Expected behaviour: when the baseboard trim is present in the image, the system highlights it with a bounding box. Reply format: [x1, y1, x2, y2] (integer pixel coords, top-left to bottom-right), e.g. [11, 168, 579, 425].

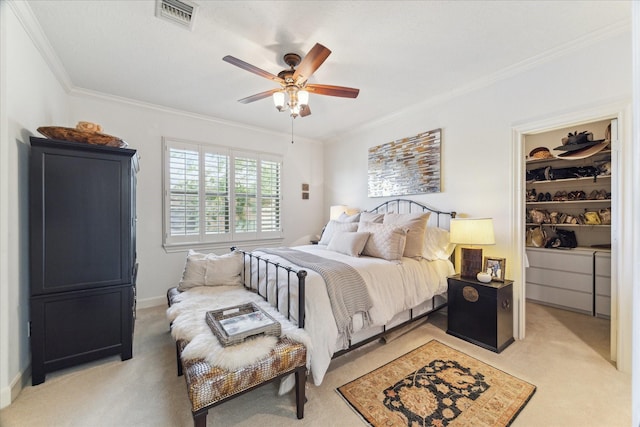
[0, 384, 10, 409]
[0, 364, 30, 409]
[137, 295, 167, 309]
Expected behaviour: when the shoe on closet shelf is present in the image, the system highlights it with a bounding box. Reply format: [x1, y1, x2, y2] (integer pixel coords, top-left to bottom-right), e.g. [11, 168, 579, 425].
[553, 191, 568, 201]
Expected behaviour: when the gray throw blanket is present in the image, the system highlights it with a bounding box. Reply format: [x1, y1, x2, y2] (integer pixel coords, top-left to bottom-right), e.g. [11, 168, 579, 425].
[257, 247, 372, 345]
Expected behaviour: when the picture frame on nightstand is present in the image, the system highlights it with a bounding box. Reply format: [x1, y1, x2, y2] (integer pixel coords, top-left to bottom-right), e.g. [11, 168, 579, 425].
[483, 257, 506, 282]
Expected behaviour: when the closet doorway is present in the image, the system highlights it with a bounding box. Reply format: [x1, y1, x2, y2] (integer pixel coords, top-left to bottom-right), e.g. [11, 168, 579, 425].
[513, 108, 624, 367]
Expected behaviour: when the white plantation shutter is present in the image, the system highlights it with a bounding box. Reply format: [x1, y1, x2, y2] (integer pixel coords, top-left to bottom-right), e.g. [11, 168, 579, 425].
[233, 155, 258, 235]
[204, 151, 229, 236]
[261, 157, 281, 234]
[163, 139, 282, 247]
[168, 146, 199, 238]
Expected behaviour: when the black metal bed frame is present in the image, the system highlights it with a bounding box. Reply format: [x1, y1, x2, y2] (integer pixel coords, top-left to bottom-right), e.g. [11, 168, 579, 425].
[233, 198, 457, 355]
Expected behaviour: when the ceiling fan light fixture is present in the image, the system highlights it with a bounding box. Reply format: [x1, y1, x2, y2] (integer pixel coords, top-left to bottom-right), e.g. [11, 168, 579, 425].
[291, 103, 301, 117]
[298, 90, 309, 107]
[273, 91, 285, 111]
[224, 43, 359, 119]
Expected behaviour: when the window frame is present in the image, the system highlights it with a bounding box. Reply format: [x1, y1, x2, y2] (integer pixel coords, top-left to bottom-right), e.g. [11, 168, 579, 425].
[162, 138, 284, 251]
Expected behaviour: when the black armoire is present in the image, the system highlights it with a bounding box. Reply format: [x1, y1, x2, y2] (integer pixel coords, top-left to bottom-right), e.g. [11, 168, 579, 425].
[29, 137, 138, 385]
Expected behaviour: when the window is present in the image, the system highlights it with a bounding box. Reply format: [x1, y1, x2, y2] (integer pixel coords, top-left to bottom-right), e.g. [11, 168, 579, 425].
[163, 139, 283, 248]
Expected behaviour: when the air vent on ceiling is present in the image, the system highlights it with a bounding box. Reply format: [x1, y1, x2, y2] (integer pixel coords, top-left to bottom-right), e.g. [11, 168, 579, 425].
[156, 0, 197, 30]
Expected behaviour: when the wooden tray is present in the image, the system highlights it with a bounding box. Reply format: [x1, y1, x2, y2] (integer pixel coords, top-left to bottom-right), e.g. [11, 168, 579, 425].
[206, 302, 281, 346]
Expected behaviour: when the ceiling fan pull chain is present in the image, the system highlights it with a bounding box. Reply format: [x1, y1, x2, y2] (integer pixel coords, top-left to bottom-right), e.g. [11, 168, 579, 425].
[291, 118, 294, 144]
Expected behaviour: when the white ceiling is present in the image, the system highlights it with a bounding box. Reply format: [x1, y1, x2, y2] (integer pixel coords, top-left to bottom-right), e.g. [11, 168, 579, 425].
[26, 0, 631, 141]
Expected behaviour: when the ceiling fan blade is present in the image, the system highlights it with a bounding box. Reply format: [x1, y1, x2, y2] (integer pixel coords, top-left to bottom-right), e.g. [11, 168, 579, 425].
[300, 105, 311, 117]
[293, 43, 331, 85]
[238, 88, 280, 104]
[223, 55, 284, 84]
[306, 84, 360, 98]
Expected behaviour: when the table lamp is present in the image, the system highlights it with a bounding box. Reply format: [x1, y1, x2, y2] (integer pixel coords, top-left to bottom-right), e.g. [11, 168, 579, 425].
[450, 218, 495, 279]
[330, 205, 349, 220]
[329, 205, 359, 220]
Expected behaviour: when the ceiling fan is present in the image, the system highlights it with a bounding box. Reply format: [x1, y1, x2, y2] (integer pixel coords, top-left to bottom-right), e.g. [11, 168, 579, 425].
[223, 43, 360, 118]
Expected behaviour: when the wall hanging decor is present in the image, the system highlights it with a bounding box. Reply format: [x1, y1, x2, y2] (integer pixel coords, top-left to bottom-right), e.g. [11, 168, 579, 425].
[367, 128, 441, 197]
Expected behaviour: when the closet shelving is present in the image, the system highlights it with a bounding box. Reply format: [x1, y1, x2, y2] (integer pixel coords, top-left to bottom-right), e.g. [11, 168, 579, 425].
[525, 149, 612, 242]
[524, 119, 612, 318]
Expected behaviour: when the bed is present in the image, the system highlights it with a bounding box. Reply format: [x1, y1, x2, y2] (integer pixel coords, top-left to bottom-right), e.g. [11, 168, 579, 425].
[235, 199, 457, 386]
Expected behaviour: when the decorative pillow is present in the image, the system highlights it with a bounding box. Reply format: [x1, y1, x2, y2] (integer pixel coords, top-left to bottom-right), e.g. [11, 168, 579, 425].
[338, 212, 361, 223]
[383, 212, 431, 258]
[327, 231, 370, 257]
[422, 227, 456, 261]
[204, 251, 243, 286]
[178, 250, 208, 290]
[357, 222, 408, 261]
[177, 250, 243, 290]
[319, 220, 359, 245]
[359, 211, 384, 223]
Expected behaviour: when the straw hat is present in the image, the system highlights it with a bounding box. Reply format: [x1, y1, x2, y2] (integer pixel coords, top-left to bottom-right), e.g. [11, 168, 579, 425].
[528, 147, 554, 160]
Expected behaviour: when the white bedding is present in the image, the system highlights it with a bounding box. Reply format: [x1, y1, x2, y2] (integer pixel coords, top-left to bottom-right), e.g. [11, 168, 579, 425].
[247, 244, 454, 385]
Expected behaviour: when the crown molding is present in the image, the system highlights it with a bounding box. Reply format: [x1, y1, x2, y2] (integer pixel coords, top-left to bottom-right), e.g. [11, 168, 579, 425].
[10, 0, 321, 145]
[8, 0, 73, 92]
[12, 0, 631, 146]
[330, 19, 632, 144]
[68, 86, 321, 144]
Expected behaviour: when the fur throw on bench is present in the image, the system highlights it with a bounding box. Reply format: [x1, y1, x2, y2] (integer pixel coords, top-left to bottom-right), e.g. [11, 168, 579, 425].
[167, 286, 312, 373]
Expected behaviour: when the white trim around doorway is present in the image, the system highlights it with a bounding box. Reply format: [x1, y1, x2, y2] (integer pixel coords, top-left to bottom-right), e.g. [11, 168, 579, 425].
[511, 99, 631, 373]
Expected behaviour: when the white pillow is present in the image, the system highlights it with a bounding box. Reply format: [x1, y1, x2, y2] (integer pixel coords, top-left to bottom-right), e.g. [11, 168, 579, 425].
[359, 211, 384, 223]
[204, 251, 243, 286]
[327, 231, 370, 257]
[357, 222, 408, 261]
[383, 212, 431, 259]
[319, 220, 359, 245]
[337, 212, 361, 223]
[422, 227, 456, 261]
[177, 250, 208, 290]
[177, 250, 243, 290]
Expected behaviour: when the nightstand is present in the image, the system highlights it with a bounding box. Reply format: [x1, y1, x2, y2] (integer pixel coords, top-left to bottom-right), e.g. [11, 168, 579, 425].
[446, 275, 514, 353]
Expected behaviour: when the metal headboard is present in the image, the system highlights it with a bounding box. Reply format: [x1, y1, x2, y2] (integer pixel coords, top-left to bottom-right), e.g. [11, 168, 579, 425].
[367, 199, 457, 228]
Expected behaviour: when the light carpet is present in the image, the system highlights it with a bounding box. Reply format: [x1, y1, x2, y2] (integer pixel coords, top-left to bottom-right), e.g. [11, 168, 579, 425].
[337, 340, 536, 426]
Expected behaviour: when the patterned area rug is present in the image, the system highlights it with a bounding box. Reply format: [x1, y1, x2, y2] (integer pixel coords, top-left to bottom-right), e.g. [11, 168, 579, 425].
[337, 340, 535, 426]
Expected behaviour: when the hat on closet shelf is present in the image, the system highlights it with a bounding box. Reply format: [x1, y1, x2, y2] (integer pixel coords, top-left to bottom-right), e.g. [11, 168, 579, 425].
[528, 147, 554, 160]
[552, 130, 609, 160]
[553, 130, 605, 152]
[556, 140, 609, 159]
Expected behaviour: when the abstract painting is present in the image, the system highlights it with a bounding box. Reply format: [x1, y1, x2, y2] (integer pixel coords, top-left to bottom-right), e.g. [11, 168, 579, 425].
[368, 128, 441, 197]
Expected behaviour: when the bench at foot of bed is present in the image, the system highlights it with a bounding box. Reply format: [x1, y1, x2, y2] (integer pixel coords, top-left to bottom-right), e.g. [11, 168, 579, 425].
[180, 339, 307, 427]
[168, 288, 307, 426]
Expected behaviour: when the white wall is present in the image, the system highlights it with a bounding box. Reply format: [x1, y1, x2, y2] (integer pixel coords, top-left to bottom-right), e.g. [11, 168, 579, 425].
[0, 2, 70, 407]
[67, 94, 324, 307]
[631, 3, 639, 425]
[323, 28, 632, 363]
[325, 29, 631, 220]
